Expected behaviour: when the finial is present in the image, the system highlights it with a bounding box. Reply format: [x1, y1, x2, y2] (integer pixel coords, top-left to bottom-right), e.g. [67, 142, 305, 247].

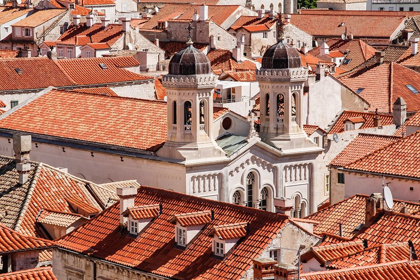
[185, 22, 194, 45]
[277, 12, 284, 41]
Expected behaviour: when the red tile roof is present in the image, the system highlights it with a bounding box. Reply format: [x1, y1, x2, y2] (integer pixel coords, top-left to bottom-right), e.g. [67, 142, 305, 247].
[338, 63, 420, 112]
[405, 111, 420, 127]
[172, 210, 212, 227]
[303, 124, 324, 136]
[57, 186, 289, 279]
[160, 41, 208, 58]
[57, 23, 123, 47]
[86, 42, 110, 49]
[12, 9, 65, 27]
[73, 87, 118, 96]
[328, 111, 394, 134]
[289, 14, 405, 39]
[301, 261, 420, 280]
[154, 77, 166, 100]
[219, 71, 256, 82]
[231, 15, 277, 31]
[37, 209, 87, 227]
[66, 195, 101, 215]
[330, 133, 400, 167]
[303, 240, 365, 265]
[81, 0, 115, 5]
[0, 267, 57, 280]
[0, 223, 55, 253]
[299, 52, 332, 71]
[71, 5, 93, 15]
[0, 100, 6, 107]
[344, 130, 420, 179]
[207, 49, 257, 73]
[0, 8, 30, 25]
[0, 50, 19, 59]
[123, 204, 160, 220]
[212, 222, 248, 240]
[54, 57, 150, 85]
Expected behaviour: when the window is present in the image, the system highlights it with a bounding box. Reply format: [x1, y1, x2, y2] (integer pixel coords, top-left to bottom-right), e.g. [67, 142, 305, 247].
[67, 49, 72, 58]
[406, 84, 419, 94]
[233, 190, 241, 205]
[379, 7, 384, 10]
[58, 49, 64, 57]
[173, 101, 177, 125]
[400, 7, 404, 11]
[342, 58, 352, 65]
[23, 28, 31, 37]
[270, 249, 278, 261]
[215, 241, 224, 256]
[260, 187, 269, 211]
[314, 137, 319, 145]
[99, 63, 107, 69]
[14, 68, 22, 74]
[263, 32, 267, 39]
[69, 3, 74, 9]
[41, 48, 47, 56]
[86, 50, 92, 58]
[410, 7, 414, 11]
[222, 117, 232, 130]
[325, 174, 330, 193]
[184, 101, 192, 127]
[10, 100, 18, 108]
[247, 173, 255, 207]
[177, 227, 186, 246]
[130, 220, 138, 234]
[338, 172, 345, 184]
[356, 87, 364, 94]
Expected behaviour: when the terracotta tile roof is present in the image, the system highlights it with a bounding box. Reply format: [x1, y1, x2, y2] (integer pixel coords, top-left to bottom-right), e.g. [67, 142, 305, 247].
[0, 8, 30, 25]
[73, 87, 118, 96]
[71, 5, 93, 15]
[141, 4, 239, 30]
[213, 107, 229, 119]
[289, 14, 405, 39]
[154, 77, 166, 100]
[57, 186, 289, 279]
[212, 222, 248, 240]
[171, 210, 212, 227]
[309, 39, 377, 72]
[130, 18, 148, 29]
[57, 23, 123, 47]
[207, 49, 257, 73]
[299, 52, 332, 71]
[301, 261, 420, 280]
[0, 267, 57, 280]
[306, 194, 420, 238]
[405, 111, 420, 127]
[242, 24, 270, 32]
[54, 57, 149, 85]
[12, 9, 65, 27]
[383, 45, 410, 62]
[318, 234, 353, 246]
[338, 63, 420, 112]
[346, 116, 365, 123]
[37, 209, 87, 227]
[219, 71, 256, 82]
[82, 0, 115, 5]
[304, 124, 325, 136]
[330, 133, 400, 167]
[328, 111, 394, 134]
[0, 223, 54, 254]
[65, 195, 101, 215]
[0, 57, 74, 91]
[0, 50, 19, 59]
[327, 243, 411, 269]
[86, 42, 110, 49]
[344, 130, 420, 179]
[123, 204, 160, 220]
[160, 41, 208, 58]
[398, 46, 420, 67]
[304, 240, 365, 264]
[0, 100, 6, 107]
[231, 15, 277, 31]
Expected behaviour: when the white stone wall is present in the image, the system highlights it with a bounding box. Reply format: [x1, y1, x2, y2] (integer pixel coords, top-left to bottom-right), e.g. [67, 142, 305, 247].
[284, 24, 313, 51]
[213, 112, 250, 137]
[367, 0, 420, 11]
[209, 22, 237, 50]
[110, 80, 155, 99]
[12, 251, 40, 272]
[317, 1, 366, 10]
[0, 91, 39, 111]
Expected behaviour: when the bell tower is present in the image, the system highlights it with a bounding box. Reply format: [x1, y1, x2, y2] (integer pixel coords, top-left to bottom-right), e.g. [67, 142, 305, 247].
[158, 30, 225, 161]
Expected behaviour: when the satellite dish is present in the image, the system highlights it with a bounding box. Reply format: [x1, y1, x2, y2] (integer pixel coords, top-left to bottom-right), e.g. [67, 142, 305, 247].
[333, 133, 339, 143]
[383, 186, 394, 209]
[341, 34, 346, 40]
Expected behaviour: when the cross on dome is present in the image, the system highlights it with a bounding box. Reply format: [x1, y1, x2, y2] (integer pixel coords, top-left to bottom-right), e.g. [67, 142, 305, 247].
[185, 22, 194, 45]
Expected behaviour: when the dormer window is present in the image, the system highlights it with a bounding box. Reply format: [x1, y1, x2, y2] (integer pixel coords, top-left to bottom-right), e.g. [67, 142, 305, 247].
[177, 226, 186, 246]
[130, 220, 138, 234]
[210, 222, 247, 257]
[171, 210, 213, 247]
[214, 240, 224, 256]
[122, 204, 161, 236]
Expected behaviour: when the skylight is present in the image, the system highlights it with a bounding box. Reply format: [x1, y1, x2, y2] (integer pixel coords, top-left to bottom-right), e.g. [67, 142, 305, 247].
[15, 68, 22, 74]
[342, 58, 352, 65]
[356, 87, 364, 94]
[99, 63, 108, 69]
[406, 84, 419, 94]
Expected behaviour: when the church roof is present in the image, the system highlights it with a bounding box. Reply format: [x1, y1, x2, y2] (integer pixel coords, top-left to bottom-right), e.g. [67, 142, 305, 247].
[168, 44, 211, 75]
[261, 39, 301, 69]
[216, 134, 248, 156]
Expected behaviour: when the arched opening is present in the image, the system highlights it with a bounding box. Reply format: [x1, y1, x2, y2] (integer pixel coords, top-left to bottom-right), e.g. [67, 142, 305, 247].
[265, 93, 270, 116]
[199, 100, 205, 125]
[233, 190, 242, 205]
[293, 195, 301, 218]
[173, 101, 177, 125]
[261, 4, 265, 9]
[277, 94, 284, 122]
[260, 187, 269, 211]
[269, 3, 273, 10]
[184, 101, 192, 129]
[291, 94, 297, 116]
[300, 201, 307, 218]
[278, 2, 282, 13]
[246, 172, 256, 207]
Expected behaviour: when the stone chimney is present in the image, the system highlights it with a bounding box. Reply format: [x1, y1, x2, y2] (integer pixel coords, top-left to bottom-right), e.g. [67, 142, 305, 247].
[301, 43, 308, 54]
[373, 109, 382, 128]
[253, 258, 277, 280]
[258, 10, 263, 19]
[375, 51, 384, 65]
[274, 264, 299, 280]
[101, 17, 110, 28]
[284, 14, 291, 23]
[365, 193, 383, 225]
[86, 14, 94, 28]
[120, 17, 130, 32]
[320, 42, 329, 56]
[393, 97, 407, 127]
[193, 10, 199, 22]
[316, 62, 325, 81]
[73, 15, 81, 26]
[154, 38, 159, 47]
[20, 48, 31, 58]
[411, 37, 419, 56]
[199, 4, 208, 21]
[117, 186, 137, 226]
[13, 134, 31, 185]
[232, 35, 244, 62]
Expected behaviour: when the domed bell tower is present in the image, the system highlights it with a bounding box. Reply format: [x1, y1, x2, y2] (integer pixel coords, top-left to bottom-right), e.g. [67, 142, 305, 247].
[159, 30, 225, 161]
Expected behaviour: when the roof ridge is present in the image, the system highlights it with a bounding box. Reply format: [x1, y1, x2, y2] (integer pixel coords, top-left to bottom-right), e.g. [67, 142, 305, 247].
[357, 133, 402, 139]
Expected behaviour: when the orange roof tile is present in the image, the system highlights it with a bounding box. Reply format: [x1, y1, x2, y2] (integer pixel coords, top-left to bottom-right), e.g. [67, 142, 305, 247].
[219, 71, 256, 82]
[37, 209, 87, 227]
[0, 8, 30, 25]
[12, 9, 65, 27]
[405, 111, 420, 127]
[172, 210, 212, 227]
[345, 116, 365, 123]
[303, 124, 324, 136]
[57, 186, 289, 279]
[0, 50, 18, 59]
[207, 49, 257, 72]
[231, 15, 277, 31]
[57, 23, 123, 46]
[66, 196, 100, 215]
[71, 5, 93, 15]
[328, 111, 394, 134]
[212, 222, 247, 240]
[299, 52, 332, 70]
[154, 77, 166, 100]
[85, 42, 110, 49]
[81, 0, 114, 5]
[303, 240, 365, 265]
[0, 267, 57, 280]
[123, 204, 160, 220]
[0, 100, 6, 107]
[331, 133, 400, 167]
[0, 223, 54, 253]
[161, 41, 208, 57]
[243, 24, 270, 32]
[73, 87, 118, 96]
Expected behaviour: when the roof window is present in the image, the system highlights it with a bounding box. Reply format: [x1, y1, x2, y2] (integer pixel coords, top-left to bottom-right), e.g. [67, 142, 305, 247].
[171, 210, 213, 247]
[406, 84, 419, 94]
[15, 68, 22, 74]
[99, 63, 108, 69]
[210, 222, 248, 257]
[356, 88, 364, 94]
[342, 58, 351, 65]
[122, 204, 161, 235]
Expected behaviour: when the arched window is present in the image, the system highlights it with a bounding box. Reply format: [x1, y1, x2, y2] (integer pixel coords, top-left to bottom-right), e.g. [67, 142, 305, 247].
[260, 188, 269, 211]
[246, 173, 255, 207]
[184, 101, 192, 126]
[293, 195, 301, 218]
[233, 191, 241, 205]
[291, 94, 297, 116]
[261, 4, 264, 9]
[300, 201, 307, 218]
[173, 101, 177, 124]
[277, 94, 284, 119]
[269, 3, 273, 10]
[199, 100, 205, 124]
[266, 93, 270, 115]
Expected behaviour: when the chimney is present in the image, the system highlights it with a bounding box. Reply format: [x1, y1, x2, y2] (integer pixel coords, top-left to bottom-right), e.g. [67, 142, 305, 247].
[301, 43, 308, 54]
[257, 10, 263, 19]
[411, 37, 419, 56]
[20, 48, 31, 58]
[193, 10, 199, 22]
[232, 35, 244, 62]
[274, 264, 299, 280]
[284, 14, 291, 23]
[117, 186, 137, 226]
[73, 15, 81, 26]
[316, 62, 325, 81]
[154, 38, 159, 47]
[365, 193, 383, 225]
[375, 51, 384, 64]
[120, 17, 130, 32]
[210, 35, 216, 49]
[253, 258, 277, 280]
[199, 4, 208, 21]
[101, 17, 110, 28]
[86, 14, 94, 28]
[13, 134, 31, 185]
[320, 42, 329, 56]
[347, 33, 354, 40]
[373, 109, 382, 128]
[393, 97, 407, 127]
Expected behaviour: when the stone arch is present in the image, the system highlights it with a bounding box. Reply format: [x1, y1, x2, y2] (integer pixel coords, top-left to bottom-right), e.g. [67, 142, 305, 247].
[260, 184, 275, 212]
[291, 192, 305, 218]
[261, 4, 265, 9]
[270, 3, 273, 10]
[184, 100, 192, 126]
[242, 168, 261, 208]
[277, 93, 285, 120]
[231, 186, 246, 205]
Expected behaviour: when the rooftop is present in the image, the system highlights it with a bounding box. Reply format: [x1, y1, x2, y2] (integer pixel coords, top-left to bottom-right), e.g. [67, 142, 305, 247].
[207, 49, 257, 74]
[328, 111, 394, 134]
[57, 23, 123, 46]
[230, 14, 277, 31]
[12, 9, 65, 28]
[0, 267, 57, 280]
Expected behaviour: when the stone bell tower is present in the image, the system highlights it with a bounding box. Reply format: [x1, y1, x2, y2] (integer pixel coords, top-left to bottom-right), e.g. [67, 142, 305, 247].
[158, 34, 225, 161]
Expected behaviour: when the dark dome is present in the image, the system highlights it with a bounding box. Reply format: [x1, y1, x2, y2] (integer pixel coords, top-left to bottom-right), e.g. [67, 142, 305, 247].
[261, 40, 301, 69]
[168, 44, 211, 75]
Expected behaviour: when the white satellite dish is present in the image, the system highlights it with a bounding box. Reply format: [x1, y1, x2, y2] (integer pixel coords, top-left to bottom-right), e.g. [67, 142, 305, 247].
[341, 34, 346, 40]
[383, 186, 394, 209]
[333, 133, 339, 143]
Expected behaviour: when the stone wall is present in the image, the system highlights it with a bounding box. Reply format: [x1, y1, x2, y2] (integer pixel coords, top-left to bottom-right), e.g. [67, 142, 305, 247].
[284, 24, 313, 51]
[110, 80, 156, 100]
